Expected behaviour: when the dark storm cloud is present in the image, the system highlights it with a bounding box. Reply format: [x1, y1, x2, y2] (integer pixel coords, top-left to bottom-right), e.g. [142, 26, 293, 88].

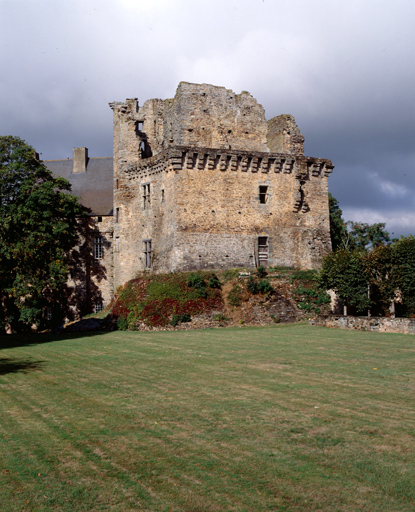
[1, 0, 414, 236]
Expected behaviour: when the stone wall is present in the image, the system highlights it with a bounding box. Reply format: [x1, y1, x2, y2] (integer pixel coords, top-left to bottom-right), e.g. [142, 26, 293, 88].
[311, 315, 415, 335]
[267, 115, 305, 156]
[109, 82, 334, 290]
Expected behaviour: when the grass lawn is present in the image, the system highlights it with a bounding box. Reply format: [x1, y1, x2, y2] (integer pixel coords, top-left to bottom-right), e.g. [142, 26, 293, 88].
[0, 324, 414, 511]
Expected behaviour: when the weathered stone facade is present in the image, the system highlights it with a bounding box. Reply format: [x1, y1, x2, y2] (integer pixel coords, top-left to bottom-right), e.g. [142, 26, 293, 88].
[46, 82, 334, 314]
[109, 82, 334, 290]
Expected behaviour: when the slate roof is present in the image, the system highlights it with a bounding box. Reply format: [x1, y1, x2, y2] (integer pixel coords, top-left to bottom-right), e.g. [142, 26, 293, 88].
[44, 157, 114, 216]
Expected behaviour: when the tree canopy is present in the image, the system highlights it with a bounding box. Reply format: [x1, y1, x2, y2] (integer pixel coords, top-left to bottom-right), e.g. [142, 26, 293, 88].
[323, 194, 415, 316]
[328, 193, 390, 252]
[0, 136, 85, 332]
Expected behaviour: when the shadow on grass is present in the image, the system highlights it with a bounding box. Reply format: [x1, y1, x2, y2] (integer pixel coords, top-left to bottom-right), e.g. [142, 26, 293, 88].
[0, 330, 108, 350]
[0, 357, 46, 375]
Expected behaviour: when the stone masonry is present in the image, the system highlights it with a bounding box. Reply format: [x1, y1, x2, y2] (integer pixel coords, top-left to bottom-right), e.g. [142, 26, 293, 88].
[46, 82, 334, 316]
[109, 82, 334, 290]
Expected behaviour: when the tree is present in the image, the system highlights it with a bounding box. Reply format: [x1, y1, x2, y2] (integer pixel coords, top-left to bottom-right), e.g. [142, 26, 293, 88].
[0, 136, 85, 332]
[344, 221, 390, 251]
[328, 193, 347, 251]
[328, 194, 390, 251]
[319, 249, 370, 314]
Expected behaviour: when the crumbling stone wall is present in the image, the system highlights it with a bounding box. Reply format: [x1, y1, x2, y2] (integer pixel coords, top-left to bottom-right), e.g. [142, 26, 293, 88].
[109, 82, 334, 290]
[267, 115, 305, 156]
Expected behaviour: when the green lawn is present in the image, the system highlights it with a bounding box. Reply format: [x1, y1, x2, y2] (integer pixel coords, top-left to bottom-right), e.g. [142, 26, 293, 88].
[1, 325, 414, 511]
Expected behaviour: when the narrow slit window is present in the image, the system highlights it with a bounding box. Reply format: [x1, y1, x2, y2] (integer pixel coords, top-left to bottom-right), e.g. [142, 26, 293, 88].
[115, 207, 120, 223]
[94, 236, 103, 260]
[142, 183, 151, 209]
[259, 185, 268, 204]
[143, 239, 152, 268]
[161, 189, 165, 203]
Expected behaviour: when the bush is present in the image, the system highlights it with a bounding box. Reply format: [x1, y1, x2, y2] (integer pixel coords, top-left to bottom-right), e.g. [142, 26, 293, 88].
[293, 284, 330, 314]
[208, 276, 221, 289]
[256, 265, 267, 278]
[246, 276, 259, 294]
[290, 269, 319, 282]
[170, 313, 191, 327]
[228, 284, 243, 306]
[258, 280, 274, 294]
[187, 273, 205, 289]
[213, 313, 230, 322]
[117, 315, 129, 330]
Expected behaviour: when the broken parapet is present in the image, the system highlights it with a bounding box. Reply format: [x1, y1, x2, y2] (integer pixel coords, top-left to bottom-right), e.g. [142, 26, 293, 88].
[267, 114, 305, 156]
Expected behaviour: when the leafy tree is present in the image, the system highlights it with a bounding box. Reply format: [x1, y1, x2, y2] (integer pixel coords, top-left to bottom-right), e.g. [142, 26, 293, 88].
[319, 249, 370, 314]
[328, 193, 346, 251]
[344, 221, 390, 251]
[0, 136, 85, 332]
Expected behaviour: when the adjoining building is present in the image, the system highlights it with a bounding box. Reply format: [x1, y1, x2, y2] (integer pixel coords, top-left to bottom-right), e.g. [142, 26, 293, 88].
[45, 82, 334, 315]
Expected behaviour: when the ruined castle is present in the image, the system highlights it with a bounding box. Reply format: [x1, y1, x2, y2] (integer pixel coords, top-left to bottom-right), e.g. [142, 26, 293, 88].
[45, 82, 334, 314]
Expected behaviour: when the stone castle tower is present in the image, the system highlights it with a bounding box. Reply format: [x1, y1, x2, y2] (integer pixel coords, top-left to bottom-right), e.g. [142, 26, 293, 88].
[109, 82, 333, 291]
[46, 82, 334, 315]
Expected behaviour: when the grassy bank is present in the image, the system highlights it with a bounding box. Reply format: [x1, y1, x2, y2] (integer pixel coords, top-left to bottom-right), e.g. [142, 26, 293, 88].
[1, 325, 414, 511]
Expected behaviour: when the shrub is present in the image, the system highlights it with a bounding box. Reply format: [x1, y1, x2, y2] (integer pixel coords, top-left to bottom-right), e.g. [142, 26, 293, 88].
[256, 265, 267, 278]
[170, 313, 191, 327]
[117, 315, 129, 331]
[213, 313, 230, 322]
[187, 273, 206, 289]
[293, 284, 330, 314]
[291, 269, 319, 282]
[258, 280, 274, 294]
[208, 276, 221, 289]
[246, 276, 259, 294]
[228, 284, 243, 306]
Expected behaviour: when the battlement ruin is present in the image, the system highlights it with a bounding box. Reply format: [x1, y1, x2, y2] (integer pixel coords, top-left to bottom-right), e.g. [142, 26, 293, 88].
[109, 82, 334, 291]
[46, 82, 334, 314]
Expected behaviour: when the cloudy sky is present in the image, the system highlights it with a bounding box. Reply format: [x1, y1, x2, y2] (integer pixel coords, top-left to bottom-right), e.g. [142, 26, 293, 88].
[1, 0, 414, 236]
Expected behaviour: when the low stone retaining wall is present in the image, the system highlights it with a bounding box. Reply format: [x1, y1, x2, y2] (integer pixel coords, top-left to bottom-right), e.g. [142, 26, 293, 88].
[311, 315, 415, 335]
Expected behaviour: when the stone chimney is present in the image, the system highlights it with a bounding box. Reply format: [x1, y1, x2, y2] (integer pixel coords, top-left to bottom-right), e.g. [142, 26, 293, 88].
[73, 147, 88, 173]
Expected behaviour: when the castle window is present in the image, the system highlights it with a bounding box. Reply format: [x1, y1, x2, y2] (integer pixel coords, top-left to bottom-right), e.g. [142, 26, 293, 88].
[259, 185, 268, 204]
[143, 239, 152, 268]
[258, 236, 269, 267]
[94, 300, 104, 313]
[97, 216, 102, 223]
[115, 207, 120, 223]
[143, 183, 151, 209]
[94, 236, 103, 260]
[161, 189, 165, 203]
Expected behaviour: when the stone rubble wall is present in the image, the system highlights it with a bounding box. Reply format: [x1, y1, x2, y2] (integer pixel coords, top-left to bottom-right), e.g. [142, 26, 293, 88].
[311, 315, 415, 335]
